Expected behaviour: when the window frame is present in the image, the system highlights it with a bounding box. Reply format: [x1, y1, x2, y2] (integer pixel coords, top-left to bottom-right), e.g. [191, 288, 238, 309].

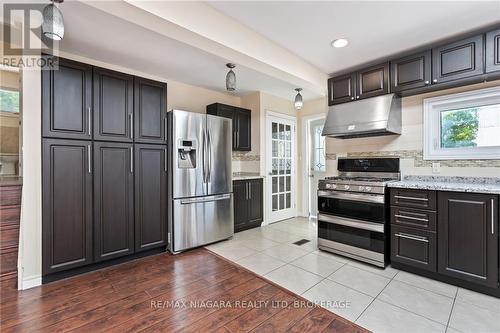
[423, 86, 500, 160]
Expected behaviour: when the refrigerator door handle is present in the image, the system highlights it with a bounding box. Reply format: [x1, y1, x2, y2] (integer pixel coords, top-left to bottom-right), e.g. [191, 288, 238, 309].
[202, 128, 207, 183]
[208, 129, 212, 182]
[180, 194, 231, 205]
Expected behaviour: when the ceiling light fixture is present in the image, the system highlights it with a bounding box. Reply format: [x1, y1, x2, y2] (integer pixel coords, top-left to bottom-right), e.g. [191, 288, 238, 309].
[294, 88, 303, 110]
[225, 63, 236, 91]
[331, 38, 349, 48]
[42, 0, 65, 41]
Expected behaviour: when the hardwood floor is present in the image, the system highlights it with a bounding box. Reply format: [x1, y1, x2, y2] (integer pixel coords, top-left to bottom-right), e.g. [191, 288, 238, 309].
[0, 249, 369, 332]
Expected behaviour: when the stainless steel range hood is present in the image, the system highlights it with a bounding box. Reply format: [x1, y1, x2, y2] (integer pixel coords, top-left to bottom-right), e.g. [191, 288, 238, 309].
[322, 94, 402, 139]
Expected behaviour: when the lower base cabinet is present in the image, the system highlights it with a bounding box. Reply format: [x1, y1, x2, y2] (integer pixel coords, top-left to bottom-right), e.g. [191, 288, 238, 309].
[42, 139, 168, 277]
[438, 192, 498, 288]
[390, 188, 499, 295]
[233, 179, 263, 232]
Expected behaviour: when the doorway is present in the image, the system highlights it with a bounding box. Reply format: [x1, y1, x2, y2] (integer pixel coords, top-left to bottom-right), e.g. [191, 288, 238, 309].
[303, 116, 326, 218]
[265, 112, 296, 223]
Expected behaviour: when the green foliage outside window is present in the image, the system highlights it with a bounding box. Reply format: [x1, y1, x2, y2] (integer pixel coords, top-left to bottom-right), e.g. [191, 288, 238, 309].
[0, 89, 19, 113]
[440, 108, 479, 148]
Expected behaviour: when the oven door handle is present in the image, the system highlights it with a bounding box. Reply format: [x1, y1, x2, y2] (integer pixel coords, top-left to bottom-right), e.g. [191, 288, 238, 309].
[318, 213, 384, 233]
[317, 190, 384, 204]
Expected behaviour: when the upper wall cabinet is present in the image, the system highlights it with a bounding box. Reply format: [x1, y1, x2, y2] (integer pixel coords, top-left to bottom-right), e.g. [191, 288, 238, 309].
[328, 73, 356, 105]
[356, 62, 390, 100]
[42, 57, 93, 140]
[486, 28, 500, 73]
[391, 50, 432, 92]
[134, 78, 168, 144]
[432, 35, 484, 84]
[206, 103, 251, 151]
[93, 67, 134, 142]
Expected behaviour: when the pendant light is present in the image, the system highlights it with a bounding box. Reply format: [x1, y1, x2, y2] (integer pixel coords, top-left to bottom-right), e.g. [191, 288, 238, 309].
[294, 88, 303, 110]
[225, 63, 236, 91]
[42, 0, 65, 41]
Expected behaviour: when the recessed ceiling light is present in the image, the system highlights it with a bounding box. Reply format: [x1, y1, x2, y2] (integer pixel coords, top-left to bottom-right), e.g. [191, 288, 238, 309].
[331, 38, 349, 48]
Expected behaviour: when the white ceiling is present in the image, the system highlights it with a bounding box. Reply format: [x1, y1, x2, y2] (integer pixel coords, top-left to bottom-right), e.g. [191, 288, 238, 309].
[57, 1, 319, 101]
[208, 1, 500, 75]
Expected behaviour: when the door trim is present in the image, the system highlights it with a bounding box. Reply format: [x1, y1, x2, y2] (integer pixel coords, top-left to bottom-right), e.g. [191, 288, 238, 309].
[301, 114, 326, 218]
[265, 111, 297, 224]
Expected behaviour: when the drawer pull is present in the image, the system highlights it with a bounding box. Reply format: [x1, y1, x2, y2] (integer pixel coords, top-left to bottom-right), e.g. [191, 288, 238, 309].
[492, 199, 495, 235]
[394, 195, 428, 201]
[394, 233, 429, 243]
[394, 214, 429, 223]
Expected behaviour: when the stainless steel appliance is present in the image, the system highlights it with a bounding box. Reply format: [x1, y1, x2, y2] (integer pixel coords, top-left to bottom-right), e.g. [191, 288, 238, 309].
[317, 157, 400, 267]
[167, 110, 233, 253]
[322, 94, 402, 138]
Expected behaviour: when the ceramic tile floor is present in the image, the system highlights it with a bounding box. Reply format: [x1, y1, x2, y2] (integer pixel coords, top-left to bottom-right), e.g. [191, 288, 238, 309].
[206, 217, 500, 333]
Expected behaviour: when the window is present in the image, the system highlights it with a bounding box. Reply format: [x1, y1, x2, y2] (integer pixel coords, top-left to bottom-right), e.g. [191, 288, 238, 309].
[423, 87, 500, 160]
[0, 89, 19, 113]
[313, 124, 326, 171]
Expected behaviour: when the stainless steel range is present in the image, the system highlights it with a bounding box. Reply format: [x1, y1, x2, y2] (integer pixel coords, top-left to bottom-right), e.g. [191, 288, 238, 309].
[317, 157, 400, 267]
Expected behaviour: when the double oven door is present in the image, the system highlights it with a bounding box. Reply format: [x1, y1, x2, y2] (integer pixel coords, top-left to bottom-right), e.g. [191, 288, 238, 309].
[317, 190, 387, 266]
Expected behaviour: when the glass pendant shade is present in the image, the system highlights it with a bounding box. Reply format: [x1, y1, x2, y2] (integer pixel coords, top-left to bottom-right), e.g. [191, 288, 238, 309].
[42, 3, 64, 41]
[294, 88, 303, 110]
[225, 63, 236, 91]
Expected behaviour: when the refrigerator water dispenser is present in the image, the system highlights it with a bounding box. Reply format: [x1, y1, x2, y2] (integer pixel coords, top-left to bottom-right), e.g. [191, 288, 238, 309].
[177, 140, 197, 168]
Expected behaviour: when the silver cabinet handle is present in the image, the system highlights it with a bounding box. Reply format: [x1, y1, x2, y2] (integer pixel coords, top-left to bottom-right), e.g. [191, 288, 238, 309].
[164, 148, 167, 172]
[87, 144, 92, 173]
[164, 117, 167, 142]
[394, 195, 428, 201]
[394, 214, 429, 222]
[249, 182, 252, 200]
[424, 80, 429, 85]
[245, 182, 249, 200]
[350, 97, 354, 100]
[87, 107, 91, 136]
[432, 79, 438, 83]
[129, 114, 133, 139]
[394, 233, 429, 243]
[130, 146, 134, 173]
[492, 198, 495, 235]
[356, 95, 360, 99]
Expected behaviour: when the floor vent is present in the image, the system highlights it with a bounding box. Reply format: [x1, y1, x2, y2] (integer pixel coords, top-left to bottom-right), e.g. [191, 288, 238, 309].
[292, 239, 310, 246]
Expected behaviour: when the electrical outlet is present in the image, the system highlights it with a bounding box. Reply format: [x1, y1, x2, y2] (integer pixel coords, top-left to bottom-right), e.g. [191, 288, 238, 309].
[432, 162, 441, 174]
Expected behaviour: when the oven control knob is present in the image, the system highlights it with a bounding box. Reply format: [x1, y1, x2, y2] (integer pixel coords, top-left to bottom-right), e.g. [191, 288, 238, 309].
[359, 186, 365, 191]
[365, 186, 372, 192]
[331, 184, 337, 189]
[325, 184, 332, 189]
[344, 185, 350, 190]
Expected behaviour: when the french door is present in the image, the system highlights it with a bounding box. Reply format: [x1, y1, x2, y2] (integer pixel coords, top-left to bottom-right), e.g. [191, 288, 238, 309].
[266, 113, 296, 223]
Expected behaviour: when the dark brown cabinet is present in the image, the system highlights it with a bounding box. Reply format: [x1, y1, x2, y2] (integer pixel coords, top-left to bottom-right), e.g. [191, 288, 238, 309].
[327, 73, 356, 105]
[486, 28, 500, 73]
[432, 35, 484, 84]
[93, 67, 134, 142]
[93, 142, 135, 262]
[438, 192, 498, 288]
[134, 144, 168, 252]
[356, 62, 390, 100]
[42, 139, 93, 274]
[42, 57, 92, 140]
[233, 178, 263, 232]
[391, 50, 432, 92]
[134, 78, 168, 144]
[391, 225, 437, 272]
[207, 103, 252, 151]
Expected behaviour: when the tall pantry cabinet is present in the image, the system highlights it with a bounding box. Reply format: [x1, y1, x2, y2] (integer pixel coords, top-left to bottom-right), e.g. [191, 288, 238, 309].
[42, 56, 168, 277]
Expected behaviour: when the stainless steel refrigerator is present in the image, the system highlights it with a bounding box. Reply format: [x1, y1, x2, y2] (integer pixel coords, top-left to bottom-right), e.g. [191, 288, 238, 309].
[167, 110, 233, 253]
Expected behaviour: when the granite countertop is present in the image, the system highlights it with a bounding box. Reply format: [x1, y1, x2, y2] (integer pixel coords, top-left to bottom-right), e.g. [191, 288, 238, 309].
[232, 172, 264, 181]
[388, 175, 500, 195]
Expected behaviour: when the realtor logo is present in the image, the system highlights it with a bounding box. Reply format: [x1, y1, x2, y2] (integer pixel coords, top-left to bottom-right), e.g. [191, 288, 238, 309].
[2, 3, 58, 69]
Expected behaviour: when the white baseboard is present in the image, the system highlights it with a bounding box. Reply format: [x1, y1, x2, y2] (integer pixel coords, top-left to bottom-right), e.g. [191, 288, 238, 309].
[20, 275, 42, 290]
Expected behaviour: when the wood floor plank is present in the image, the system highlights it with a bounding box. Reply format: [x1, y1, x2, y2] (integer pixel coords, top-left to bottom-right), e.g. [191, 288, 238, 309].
[0, 249, 368, 333]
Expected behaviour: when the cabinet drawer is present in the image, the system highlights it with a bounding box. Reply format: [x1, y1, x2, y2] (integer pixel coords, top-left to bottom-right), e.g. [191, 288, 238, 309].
[390, 188, 436, 210]
[391, 225, 436, 272]
[391, 206, 436, 231]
